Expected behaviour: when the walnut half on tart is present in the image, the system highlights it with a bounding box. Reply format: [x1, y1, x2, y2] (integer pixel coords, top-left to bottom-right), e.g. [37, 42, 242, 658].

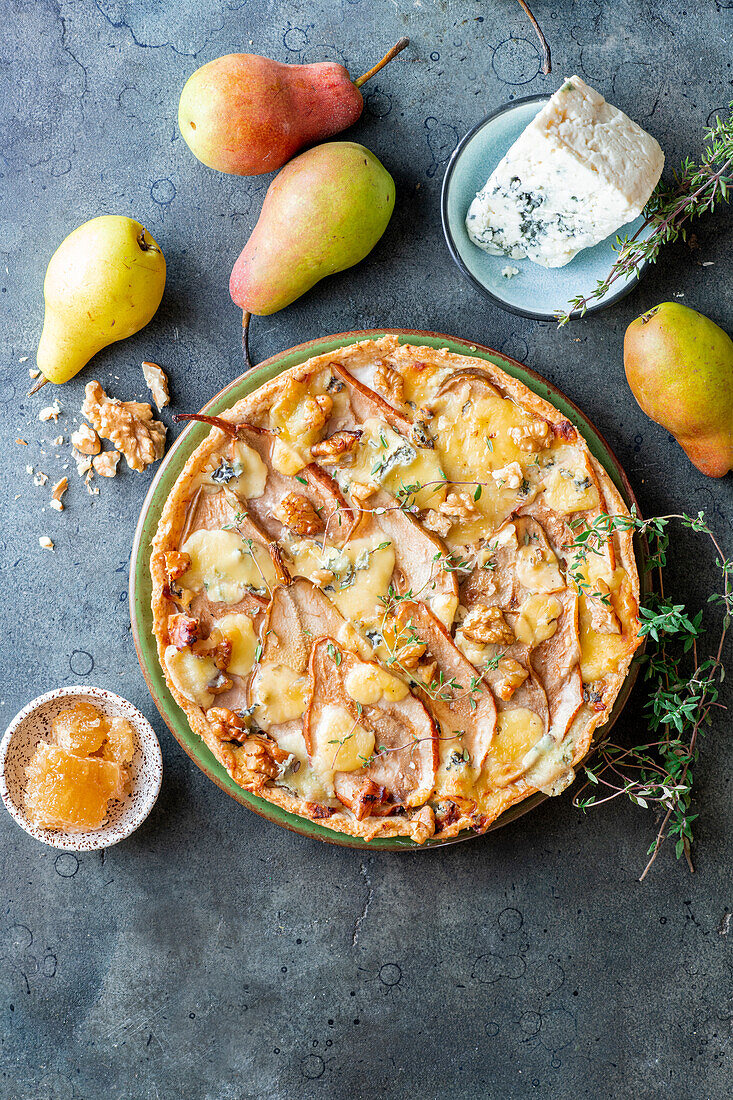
[150, 336, 641, 844]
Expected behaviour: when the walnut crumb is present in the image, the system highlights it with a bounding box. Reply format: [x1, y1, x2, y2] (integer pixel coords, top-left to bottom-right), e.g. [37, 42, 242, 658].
[39, 536, 54, 551]
[52, 435, 64, 447]
[491, 462, 523, 490]
[33, 470, 49, 487]
[73, 449, 93, 477]
[82, 381, 166, 472]
[51, 477, 68, 511]
[93, 450, 121, 478]
[71, 423, 100, 455]
[38, 401, 61, 422]
[16, 438, 27, 446]
[142, 361, 170, 410]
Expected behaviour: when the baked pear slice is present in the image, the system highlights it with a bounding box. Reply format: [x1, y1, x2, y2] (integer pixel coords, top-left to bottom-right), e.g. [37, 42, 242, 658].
[303, 638, 438, 818]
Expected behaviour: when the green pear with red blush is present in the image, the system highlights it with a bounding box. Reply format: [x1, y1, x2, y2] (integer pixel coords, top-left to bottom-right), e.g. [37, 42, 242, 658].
[624, 302, 733, 477]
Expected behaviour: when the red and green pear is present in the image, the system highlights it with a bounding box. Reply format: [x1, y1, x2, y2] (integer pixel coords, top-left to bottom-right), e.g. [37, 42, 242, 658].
[624, 302, 733, 477]
[229, 141, 395, 316]
[178, 39, 408, 176]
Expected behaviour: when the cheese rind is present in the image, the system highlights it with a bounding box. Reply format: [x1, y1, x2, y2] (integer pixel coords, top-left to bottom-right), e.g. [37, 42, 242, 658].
[466, 75, 664, 268]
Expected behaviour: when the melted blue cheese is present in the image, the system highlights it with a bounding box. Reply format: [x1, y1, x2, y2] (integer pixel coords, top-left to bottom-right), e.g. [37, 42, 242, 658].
[180, 529, 277, 604]
[340, 418, 447, 509]
[466, 75, 664, 268]
[283, 532, 396, 626]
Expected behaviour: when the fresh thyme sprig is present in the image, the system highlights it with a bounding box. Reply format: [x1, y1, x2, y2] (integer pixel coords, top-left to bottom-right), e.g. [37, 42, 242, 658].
[557, 104, 733, 325]
[570, 508, 730, 880]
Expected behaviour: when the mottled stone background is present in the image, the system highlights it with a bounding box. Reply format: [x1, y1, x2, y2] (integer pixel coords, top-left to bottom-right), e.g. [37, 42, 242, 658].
[1, 2, 731, 1098]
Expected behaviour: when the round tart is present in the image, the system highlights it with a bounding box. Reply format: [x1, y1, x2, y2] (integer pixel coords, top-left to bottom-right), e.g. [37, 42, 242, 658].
[150, 336, 641, 843]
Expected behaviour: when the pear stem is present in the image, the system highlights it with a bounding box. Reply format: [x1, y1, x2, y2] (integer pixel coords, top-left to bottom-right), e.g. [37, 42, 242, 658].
[515, 1, 551, 74]
[242, 310, 254, 372]
[28, 375, 48, 395]
[174, 412, 241, 439]
[354, 36, 410, 88]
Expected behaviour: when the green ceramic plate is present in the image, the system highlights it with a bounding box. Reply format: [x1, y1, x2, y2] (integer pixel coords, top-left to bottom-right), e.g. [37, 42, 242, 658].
[130, 329, 645, 850]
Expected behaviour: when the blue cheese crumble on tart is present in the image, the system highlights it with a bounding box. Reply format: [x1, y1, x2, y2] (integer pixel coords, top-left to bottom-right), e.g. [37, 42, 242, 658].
[466, 76, 664, 268]
[150, 337, 642, 843]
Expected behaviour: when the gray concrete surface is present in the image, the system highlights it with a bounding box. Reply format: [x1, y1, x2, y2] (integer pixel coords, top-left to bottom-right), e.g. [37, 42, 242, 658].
[1, 2, 731, 1097]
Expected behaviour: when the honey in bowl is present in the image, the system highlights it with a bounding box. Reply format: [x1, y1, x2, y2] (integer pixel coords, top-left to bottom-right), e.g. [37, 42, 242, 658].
[23, 701, 135, 832]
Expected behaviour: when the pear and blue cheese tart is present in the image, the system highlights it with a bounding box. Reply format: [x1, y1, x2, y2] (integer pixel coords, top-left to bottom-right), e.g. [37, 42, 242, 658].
[150, 336, 641, 842]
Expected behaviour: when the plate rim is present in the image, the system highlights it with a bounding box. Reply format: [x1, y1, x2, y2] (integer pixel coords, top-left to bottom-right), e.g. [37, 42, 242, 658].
[440, 94, 648, 322]
[129, 327, 646, 850]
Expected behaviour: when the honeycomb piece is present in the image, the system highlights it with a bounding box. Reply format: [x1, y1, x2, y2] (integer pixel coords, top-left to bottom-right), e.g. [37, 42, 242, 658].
[52, 700, 109, 755]
[98, 717, 136, 765]
[24, 743, 125, 831]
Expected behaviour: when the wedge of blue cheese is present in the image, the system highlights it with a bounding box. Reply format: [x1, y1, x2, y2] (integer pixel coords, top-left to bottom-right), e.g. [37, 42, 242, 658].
[466, 75, 664, 268]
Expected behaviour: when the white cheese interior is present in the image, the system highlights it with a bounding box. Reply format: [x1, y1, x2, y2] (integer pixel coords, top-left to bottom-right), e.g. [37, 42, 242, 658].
[466, 75, 664, 268]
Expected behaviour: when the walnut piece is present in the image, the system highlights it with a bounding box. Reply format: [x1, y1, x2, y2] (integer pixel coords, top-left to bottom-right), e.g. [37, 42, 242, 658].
[239, 734, 290, 783]
[93, 450, 121, 478]
[374, 360, 404, 404]
[273, 492, 323, 536]
[168, 613, 200, 649]
[383, 610, 427, 668]
[491, 462, 523, 490]
[39, 536, 54, 551]
[439, 490, 477, 522]
[494, 657, 529, 701]
[311, 568, 335, 588]
[509, 420, 552, 452]
[587, 581, 622, 634]
[421, 509, 454, 538]
[462, 604, 514, 646]
[82, 381, 166, 472]
[208, 672, 234, 695]
[71, 424, 101, 455]
[164, 550, 190, 581]
[192, 636, 232, 674]
[142, 361, 170, 410]
[310, 429, 362, 463]
[207, 706, 246, 740]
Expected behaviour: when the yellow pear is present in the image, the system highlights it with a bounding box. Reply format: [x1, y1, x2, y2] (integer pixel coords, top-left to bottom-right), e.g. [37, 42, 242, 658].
[36, 215, 166, 385]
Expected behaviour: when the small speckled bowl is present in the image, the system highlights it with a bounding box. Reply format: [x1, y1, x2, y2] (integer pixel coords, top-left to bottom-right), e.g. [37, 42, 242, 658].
[441, 95, 653, 321]
[0, 685, 162, 851]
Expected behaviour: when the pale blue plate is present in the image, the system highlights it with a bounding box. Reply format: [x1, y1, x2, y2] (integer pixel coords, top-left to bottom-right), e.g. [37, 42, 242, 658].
[441, 95, 652, 321]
